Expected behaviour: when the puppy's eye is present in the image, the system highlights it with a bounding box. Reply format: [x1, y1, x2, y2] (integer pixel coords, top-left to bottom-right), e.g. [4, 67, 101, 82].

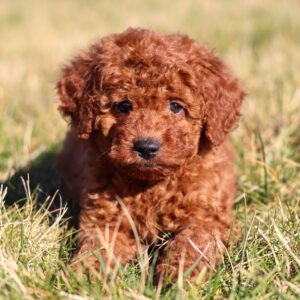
[116, 100, 133, 114]
[169, 102, 184, 114]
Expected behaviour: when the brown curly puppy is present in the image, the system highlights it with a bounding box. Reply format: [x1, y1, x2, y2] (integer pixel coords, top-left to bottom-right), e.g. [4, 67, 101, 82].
[57, 28, 245, 282]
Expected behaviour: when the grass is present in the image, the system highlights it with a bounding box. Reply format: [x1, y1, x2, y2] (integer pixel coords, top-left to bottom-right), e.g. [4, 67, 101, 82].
[0, 0, 299, 298]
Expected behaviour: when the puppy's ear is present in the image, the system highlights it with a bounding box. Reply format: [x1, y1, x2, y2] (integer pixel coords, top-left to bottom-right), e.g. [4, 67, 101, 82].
[57, 53, 101, 139]
[196, 49, 245, 146]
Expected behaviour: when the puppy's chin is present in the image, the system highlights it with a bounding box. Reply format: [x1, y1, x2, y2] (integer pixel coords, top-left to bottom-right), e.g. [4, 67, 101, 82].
[113, 160, 178, 182]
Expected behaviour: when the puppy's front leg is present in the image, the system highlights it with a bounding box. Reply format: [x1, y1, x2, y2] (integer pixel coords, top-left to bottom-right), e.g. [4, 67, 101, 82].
[155, 218, 231, 283]
[71, 198, 141, 272]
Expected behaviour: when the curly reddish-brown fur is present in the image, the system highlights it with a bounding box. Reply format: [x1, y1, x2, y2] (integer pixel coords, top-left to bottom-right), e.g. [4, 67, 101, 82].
[57, 28, 245, 282]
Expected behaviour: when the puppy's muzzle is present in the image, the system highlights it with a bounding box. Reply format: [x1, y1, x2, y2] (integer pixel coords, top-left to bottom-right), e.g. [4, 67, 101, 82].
[133, 138, 160, 160]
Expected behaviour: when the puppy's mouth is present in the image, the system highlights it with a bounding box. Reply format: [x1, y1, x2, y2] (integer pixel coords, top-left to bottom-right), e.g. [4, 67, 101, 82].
[137, 161, 158, 169]
[125, 160, 162, 172]
[108, 143, 182, 180]
[119, 159, 179, 180]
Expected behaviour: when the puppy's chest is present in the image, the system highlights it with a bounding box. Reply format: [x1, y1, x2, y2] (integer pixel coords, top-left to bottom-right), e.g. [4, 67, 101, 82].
[124, 186, 192, 242]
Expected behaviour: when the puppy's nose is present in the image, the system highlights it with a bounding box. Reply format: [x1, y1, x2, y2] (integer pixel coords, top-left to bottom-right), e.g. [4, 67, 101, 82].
[133, 138, 160, 160]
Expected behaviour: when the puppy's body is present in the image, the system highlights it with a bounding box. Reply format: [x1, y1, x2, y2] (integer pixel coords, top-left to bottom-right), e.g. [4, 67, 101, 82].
[59, 130, 236, 278]
[57, 28, 244, 281]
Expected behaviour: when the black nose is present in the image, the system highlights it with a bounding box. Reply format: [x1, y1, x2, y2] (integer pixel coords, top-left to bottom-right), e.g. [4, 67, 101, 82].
[133, 138, 160, 160]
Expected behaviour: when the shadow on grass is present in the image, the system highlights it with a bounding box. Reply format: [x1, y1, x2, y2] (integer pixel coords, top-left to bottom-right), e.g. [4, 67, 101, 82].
[1, 145, 77, 224]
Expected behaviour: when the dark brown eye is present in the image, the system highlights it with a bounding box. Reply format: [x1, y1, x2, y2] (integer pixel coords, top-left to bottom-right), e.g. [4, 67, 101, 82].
[116, 100, 133, 114]
[169, 102, 184, 114]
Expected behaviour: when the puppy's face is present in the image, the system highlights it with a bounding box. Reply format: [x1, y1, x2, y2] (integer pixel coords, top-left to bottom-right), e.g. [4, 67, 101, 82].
[57, 28, 244, 181]
[96, 72, 203, 180]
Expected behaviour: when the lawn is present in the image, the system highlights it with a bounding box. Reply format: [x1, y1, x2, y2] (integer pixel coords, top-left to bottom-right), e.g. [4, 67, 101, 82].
[0, 0, 299, 299]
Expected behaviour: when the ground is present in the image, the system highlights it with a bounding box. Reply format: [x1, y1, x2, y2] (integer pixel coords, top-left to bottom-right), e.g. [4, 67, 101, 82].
[0, 0, 299, 299]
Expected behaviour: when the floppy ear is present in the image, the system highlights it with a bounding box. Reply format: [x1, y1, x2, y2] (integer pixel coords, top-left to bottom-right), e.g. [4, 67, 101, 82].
[197, 50, 245, 146]
[56, 53, 102, 139]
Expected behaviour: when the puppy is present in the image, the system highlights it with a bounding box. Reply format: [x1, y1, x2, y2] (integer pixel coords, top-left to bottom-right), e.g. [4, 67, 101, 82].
[57, 28, 245, 282]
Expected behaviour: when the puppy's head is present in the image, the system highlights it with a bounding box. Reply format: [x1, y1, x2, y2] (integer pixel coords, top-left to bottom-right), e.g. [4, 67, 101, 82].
[57, 28, 245, 180]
